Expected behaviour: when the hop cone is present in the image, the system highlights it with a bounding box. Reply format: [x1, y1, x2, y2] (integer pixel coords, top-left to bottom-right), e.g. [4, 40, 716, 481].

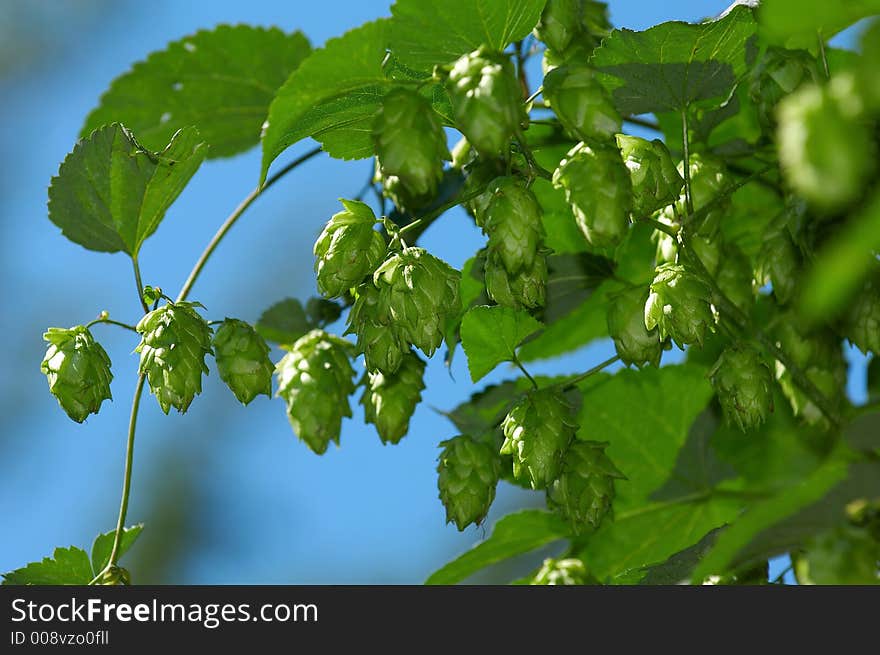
[675, 155, 730, 235]
[212, 318, 273, 405]
[749, 46, 819, 130]
[530, 558, 595, 585]
[346, 282, 410, 375]
[135, 302, 212, 414]
[275, 329, 355, 454]
[447, 47, 526, 157]
[533, 0, 583, 53]
[710, 343, 774, 432]
[360, 350, 426, 444]
[500, 388, 577, 489]
[755, 228, 800, 305]
[537, 0, 611, 66]
[546, 440, 625, 532]
[645, 263, 715, 348]
[553, 141, 632, 249]
[484, 251, 547, 310]
[437, 434, 501, 530]
[615, 134, 683, 217]
[716, 246, 755, 313]
[543, 65, 621, 142]
[314, 199, 386, 298]
[373, 88, 450, 210]
[842, 284, 880, 355]
[482, 177, 545, 274]
[41, 325, 113, 423]
[606, 286, 662, 368]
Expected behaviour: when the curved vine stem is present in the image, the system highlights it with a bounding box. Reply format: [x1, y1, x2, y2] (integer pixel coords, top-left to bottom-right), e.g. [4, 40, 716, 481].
[512, 354, 538, 390]
[132, 257, 149, 313]
[86, 316, 138, 333]
[557, 355, 621, 391]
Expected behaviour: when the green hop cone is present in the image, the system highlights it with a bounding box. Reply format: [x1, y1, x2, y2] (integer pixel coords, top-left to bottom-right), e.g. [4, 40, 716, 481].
[482, 177, 545, 274]
[447, 47, 526, 157]
[615, 134, 684, 218]
[777, 73, 874, 211]
[709, 343, 774, 432]
[484, 250, 547, 310]
[212, 318, 274, 405]
[645, 263, 715, 348]
[538, 0, 611, 68]
[749, 46, 819, 131]
[543, 65, 621, 142]
[553, 141, 632, 250]
[606, 286, 662, 368]
[674, 155, 730, 235]
[755, 228, 800, 305]
[373, 88, 450, 210]
[275, 329, 355, 454]
[96, 566, 131, 586]
[530, 558, 595, 585]
[314, 199, 386, 298]
[715, 246, 755, 313]
[546, 440, 625, 533]
[360, 350, 426, 444]
[135, 302, 212, 414]
[41, 326, 113, 423]
[437, 434, 501, 530]
[500, 388, 576, 489]
[533, 0, 583, 53]
[346, 282, 409, 375]
[842, 283, 880, 355]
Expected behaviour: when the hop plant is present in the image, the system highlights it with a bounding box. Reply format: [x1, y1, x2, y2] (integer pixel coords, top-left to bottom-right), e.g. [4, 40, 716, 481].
[360, 350, 426, 444]
[373, 88, 450, 210]
[481, 177, 545, 274]
[841, 283, 880, 355]
[537, 0, 611, 66]
[500, 388, 577, 489]
[41, 326, 113, 423]
[710, 343, 774, 432]
[96, 566, 131, 586]
[447, 47, 525, 157]
[530, 558, 594, 585]
[275, 329, 355, 454]
[755, 228, 800, 305]
[346, 282, 409, 375]
[437, 434, 501, 530]
[664, 155, 730, 235]
[645, 263, 715, 348]
[546, 440, 625, 532]
[606, 286, 662, 368]
[212, 318, 274, 405]
[553, 141, 632, 249]
[484, 250, 547, 309]
[749, 46, 819, 130]
[313, 199, 386, 298]
[798, 526, 880, 585]
[533, 0, 583, 54]
[135, 302, 213, 414]
[715, 246, 755, 313]
[543, 65, 621, 142]
[615, 134, 683, 217]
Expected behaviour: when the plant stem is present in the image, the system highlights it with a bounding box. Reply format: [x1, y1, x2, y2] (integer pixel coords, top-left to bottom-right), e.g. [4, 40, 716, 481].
[176, 145, 323, 303]
[558, 355, 621, 391]
[515, 132, 553, 181]
[641, 217, 679, 238]
[680, 108, 694, 216]
[817, 32, 830, 79]
[624, 115, 661, 131]
[524, 86, 543, 105]
[512, 354, 538, 390]
[132, 257, 148, 313]
[771, 563, 794, 585]
[86, 317, 138, 333]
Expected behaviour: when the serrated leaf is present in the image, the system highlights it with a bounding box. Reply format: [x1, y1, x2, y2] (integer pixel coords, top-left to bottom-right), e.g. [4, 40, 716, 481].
[48, 124, 206, 255]
[82, 25, 311, 158]
[255, 298, 311, 346]
[460, 305, 543, 382]
[426, 510, 568, 584]
[638, 528, 724, 584]
[758, 0, 880, 49]
[390, 0, 547, 71]
[591, 5, 758, 115]
[90, 524, 144, 575]
[2, 547, 93, 585]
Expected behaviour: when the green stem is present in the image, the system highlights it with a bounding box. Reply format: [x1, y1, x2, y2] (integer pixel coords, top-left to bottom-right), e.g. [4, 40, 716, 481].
[86, 317, 138, 333]
[132, 257, 148, 313]
[641, 217, 678, 238]
[512, 354, 538, 390]
[771, 563, 794, 585]
[176, 145, 323, 303]
[558, 355, 621, 391]
[524, 85, 543, 105]
[680, 108, 694, 216]
[817, 32, 830, 79]
[514, 132, 553, 181]
[624, 115, 661, 131]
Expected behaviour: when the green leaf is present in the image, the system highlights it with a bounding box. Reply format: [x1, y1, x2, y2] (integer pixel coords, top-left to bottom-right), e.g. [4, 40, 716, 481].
[255, 298, 312, 346]
[48, 124, 206, 255]
[460, 305, 543, 382]
[2, 547, 93, 585]
[260, 20, 392, 181]
[390, 0, 547, 71]
[869, 359, 880, 404]
[82, 26, 311, 158]
[758, 0, 880, 49]
[426, 510, 568, 584]
[90, 524, 144, 575]
[637, 528, 724, 584]
[591, 5, 758, 115]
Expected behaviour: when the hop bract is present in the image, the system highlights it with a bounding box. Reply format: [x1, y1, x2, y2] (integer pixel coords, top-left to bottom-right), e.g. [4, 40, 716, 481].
[361, 350, 426, 444]
[546, 440, 625, 532]
[481, 177, 544, 274]
[645, 263, 715, 348]
[447, 47, 525, 157]
[437, 434, 501, 530]
[484, 250, 547, 310]
[275, 329, 355, 455]
[500, 388, 576, 489]
[346, 282, 409, 375]
[536, 0, 611, 66]
[41, 325, 113, 423]
[530, 557, 593, 585]
[212, 318, 273, 405]
[373, 88, 450, 210]
[543, 65, 621, 142]
[553, 141, 632, 249]
[615, 134, 683, 217]
[135, 302, 212, 414]
[710, 344, 774, 432]
[313, 199, 386, 298]
[606, 286, 662, 368]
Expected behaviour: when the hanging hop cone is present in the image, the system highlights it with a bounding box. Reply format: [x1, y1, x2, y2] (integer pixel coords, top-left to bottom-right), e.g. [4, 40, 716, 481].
[543, 65, 621, 142]
[437, 434, 501, 530]
[645, 263, 715, 349]
[715, 246, 756, 313]
[314, 199, 386, 298]
[212, 318, 274, 405]
[674, 155, 730, 236]
[481, 177, 545, 274]
[615, 134, 683, 218]
[842, 282, 880, 356]
[360, 350, 426, 445]
[346, 282, 410, 375]
[606, 286, 662, 368]
[275, 329, 355, 455]
[530, 557, 595, 585]
[500, 388, 577, 489]
[135, 302, 212, 414]
[534, 0, 583, 54]
[447, 47, 526, 157]
[710, 343, 774, 432]
[546, 440, 625, 533]
[41, 325, 113, 423]
[749, 46, 819, 131]
[484, 250, 548, 310]
[538, 0, 611, 67]
[373, 88, 451, 210]
[755, 227, 800, 305]
[553, 141, 632, 250]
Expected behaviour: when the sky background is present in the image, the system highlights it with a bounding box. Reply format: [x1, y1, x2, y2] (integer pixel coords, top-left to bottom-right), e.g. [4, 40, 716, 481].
[0, 0, 863, 584]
